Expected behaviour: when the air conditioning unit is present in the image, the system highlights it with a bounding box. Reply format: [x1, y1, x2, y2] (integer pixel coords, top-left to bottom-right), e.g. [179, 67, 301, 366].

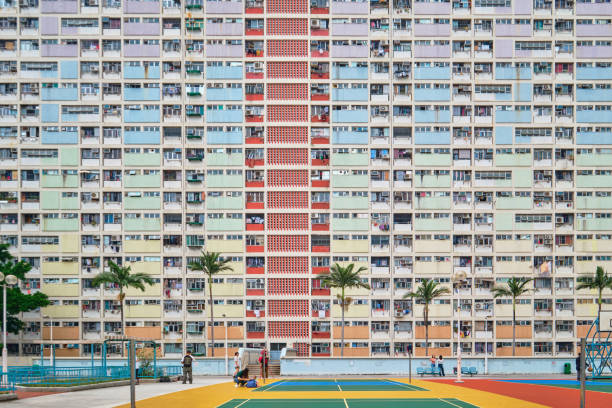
[253, 62, 263, 69]
[91, 192, 99, 199]
[311, 21, 320, 29]
[475, 303, 483, 310]
[186, 105, 193, 110]
[556, 217, 564, 223]
[379, 106, 389, 113]
[394, 311, 404, 318]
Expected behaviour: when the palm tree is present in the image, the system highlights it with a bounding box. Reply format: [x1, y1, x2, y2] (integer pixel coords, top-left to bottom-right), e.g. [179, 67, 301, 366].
[404, 279, 450, 355]
[492, 277, 533, 356]
[577, 266, 612, 332]
[92, 260, 155, 336]
[188, 251, 233, 357]
[317, 263, 369, 357]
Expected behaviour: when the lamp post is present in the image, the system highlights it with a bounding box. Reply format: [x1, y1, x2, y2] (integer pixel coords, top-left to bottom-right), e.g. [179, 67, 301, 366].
[223, 313, 228, 376]
[0, 272, 18, 385]
[452, 271, 467, 384]
[42, 314, 54, 370]
[484, 315, 490, 375]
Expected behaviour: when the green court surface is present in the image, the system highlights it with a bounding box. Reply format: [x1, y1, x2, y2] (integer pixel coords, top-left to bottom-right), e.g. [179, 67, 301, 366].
[217, 398, 479, 408]
[254, 378, 427, 392]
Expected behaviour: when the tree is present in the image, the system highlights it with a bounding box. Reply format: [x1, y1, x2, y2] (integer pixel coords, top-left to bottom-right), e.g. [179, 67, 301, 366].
[317, 263, 369, 357]
[0, 244, 50, 334]
[188, 251, 233, 357]
[92, 260, 155, 336]
[404, 279, 450, 356]
[577, 266, 612, 333]
[492, 277, 533, 356]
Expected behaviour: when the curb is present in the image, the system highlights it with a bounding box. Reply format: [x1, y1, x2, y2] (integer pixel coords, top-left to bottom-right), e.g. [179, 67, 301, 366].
[0, 394, 19, 402]
[16, 380, 133, 393]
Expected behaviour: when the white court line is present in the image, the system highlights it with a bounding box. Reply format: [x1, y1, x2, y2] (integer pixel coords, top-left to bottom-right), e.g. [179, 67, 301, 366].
[439, 398, 469, 408]
[343, 398, 349, 408]
[233, 399, 251, 408]
[261, 380, 285, 392]
[335, 378, 343, 391]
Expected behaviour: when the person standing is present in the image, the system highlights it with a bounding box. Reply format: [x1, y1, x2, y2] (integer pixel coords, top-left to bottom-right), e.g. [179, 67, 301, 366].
[576, 352, 590, 381]
[233, 351, 240, 375]
[430, 355, 437, 374]
[259, 347, 269, 383]
[438, 355, 445, 377]
[181, 350, 195, 384]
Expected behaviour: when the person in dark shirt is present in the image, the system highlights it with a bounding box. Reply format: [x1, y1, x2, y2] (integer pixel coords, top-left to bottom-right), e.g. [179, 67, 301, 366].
[234, 367, 256, 387]
[575, 353, 590, 381]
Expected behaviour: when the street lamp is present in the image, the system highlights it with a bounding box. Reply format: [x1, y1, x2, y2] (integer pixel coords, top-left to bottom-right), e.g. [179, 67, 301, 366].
[452, 271, 467, 384]
[484, 315, 490, 375]
[223, 313, 228, 376]
[42, 314, 54, 370]
[0, 272, 18, 385]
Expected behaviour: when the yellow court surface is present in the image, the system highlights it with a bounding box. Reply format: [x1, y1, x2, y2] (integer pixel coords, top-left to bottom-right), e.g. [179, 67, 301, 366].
[116, 378, 549, 408]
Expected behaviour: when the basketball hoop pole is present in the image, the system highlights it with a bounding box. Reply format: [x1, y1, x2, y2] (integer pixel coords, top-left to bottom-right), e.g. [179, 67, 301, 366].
[580, 338, 586, 408]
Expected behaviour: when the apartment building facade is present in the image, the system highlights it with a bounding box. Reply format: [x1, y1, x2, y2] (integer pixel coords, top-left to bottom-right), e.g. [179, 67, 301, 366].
[1, 0, 611, 359]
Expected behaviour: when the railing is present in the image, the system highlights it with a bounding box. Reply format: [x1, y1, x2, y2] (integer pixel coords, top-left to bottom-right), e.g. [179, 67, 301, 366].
[0, 380, 15, 394]
[4, 365, 182, 387]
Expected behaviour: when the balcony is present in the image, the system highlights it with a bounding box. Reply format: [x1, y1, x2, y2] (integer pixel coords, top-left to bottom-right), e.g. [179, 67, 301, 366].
[413, 217, 452, 231]
[577, 45, 612, 59]
[332, 88, 368, 102]
[577, 110, 612, 123]
[124, 44, 159, 58]
[206, 23, 243, 36]
[331, 110, 368, 123]
[330, 1, 368, 14]
[125, 65, 160, 80]
[414, 131, 450, 145]
[331, 196, 368, 210]
[124, 0, 160, 13]
[495, 67, 532, 80]
[41, 130, 78, 144]
[577, 67, 612, 84]
[124, 109, 160, 123]
[414, 110, 450, 123]
[206, 0, 243, 14]
[332, 130, 368, 144]
[331, 45, 369, 58]
[206, 88, 243, 101]
[577, 2, 612, 15]
[332, 66, 368, 80]
[207, 218, 243, 231]
[41, 0, 78, 13]
[414, 24, 451, 37]
[496, 24, 532, 37]
[206, 65, 243, 80]
[206, 44, 242, 58]
[332, 174, 368, 188]
[495, 110, 532, 123]
[41, 44, 78, 57]
[206, 110, 243, 123]
[124, 23, 159, 36]
[577, 88, 612, 103]
[332, 22, 368, 36]
[414, 44, 450, 58]
[41, 88, 78, 101]
[331, 153, 368, 166]
[124, 130, 160, 145]
[124, 88, 160, 101]
[414, 88, 450, 102]
[206, 130, 241, 145]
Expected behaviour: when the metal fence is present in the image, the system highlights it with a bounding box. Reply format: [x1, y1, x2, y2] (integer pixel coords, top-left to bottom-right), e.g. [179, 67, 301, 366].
[3, 365, 182, 387]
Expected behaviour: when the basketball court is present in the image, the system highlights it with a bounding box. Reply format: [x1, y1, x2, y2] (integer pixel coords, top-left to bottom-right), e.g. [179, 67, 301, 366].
[114, 377, 564, 408]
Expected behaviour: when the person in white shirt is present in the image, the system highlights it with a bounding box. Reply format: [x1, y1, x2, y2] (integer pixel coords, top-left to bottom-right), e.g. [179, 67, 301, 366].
[233, 352, 240, 375]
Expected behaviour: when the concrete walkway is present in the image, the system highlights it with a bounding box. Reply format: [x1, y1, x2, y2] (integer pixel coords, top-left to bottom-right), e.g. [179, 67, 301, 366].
[4, 377, 229, 408]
